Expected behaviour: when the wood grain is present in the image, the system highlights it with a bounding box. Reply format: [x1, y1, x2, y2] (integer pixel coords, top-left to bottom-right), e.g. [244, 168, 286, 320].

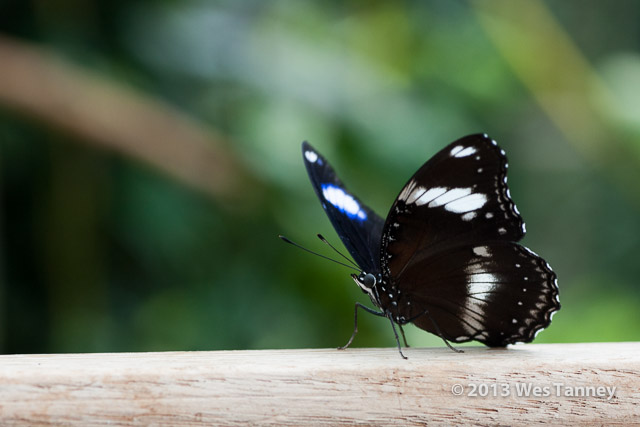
[0, 343, 638, 425]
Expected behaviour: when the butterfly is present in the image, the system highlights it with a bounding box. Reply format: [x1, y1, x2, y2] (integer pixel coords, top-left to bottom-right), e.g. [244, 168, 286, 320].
[295, 134, 560, 358]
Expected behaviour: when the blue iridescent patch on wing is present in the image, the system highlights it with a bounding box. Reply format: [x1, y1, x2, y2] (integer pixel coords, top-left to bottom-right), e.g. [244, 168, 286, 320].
[321, 184, 367, 221]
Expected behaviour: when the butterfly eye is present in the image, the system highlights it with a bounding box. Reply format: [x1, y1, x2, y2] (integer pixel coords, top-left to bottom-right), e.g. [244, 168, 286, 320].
[362, 273, 377, 288]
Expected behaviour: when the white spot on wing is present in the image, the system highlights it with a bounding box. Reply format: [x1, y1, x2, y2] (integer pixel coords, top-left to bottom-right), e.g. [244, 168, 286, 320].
[465, 264, 499, 297]
[428, 187, 472, 208]
[473, 246, 491, 257]
[406, 185, 426, 204]
[406, 187, 488, 215]
[398, 180, 417, 202]
[470, 273, 500, 285]
[460, 272, 497, 335]
[462, 212, 477, 221]
[458, 263, 502, 336]
[467, 280, 498, 296]
[453, 146, 478, 158]
[444, 192, 488, 214]
[450, 145, 464, 157]
[304, 150, 318, 163]
[414, 187, 448, 206]
[321, 184, 367, 220]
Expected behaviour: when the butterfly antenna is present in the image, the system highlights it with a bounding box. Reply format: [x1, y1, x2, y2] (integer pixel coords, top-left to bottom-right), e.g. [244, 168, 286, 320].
[316, 234, 360, 269]
[279, 235, 360, 272]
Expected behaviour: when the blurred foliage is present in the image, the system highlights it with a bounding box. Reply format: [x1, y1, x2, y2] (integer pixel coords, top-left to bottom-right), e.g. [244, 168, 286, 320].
[1, 0, 639, 354]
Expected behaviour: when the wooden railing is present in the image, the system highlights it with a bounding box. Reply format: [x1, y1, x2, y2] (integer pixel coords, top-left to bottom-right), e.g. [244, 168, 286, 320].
[0, 342, 638, 425]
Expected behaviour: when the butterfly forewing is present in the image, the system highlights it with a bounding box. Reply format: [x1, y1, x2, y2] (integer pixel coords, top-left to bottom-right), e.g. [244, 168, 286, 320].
[382, 135, 524, 265]
[302, 141, 384, 273]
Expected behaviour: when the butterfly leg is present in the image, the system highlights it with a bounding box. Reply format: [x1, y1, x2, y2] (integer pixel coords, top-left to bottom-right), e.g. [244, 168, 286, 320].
[423, 310, 463, 354]
[387, 314, 408, 359]
[398, 324, 410, 348]
[338, 302, 385, 351]
[405, 308, 463, 353]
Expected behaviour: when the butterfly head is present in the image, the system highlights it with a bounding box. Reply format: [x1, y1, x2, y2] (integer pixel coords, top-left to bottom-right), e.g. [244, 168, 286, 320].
[361, 272, 377, 288]
[351, 272, 383, 306]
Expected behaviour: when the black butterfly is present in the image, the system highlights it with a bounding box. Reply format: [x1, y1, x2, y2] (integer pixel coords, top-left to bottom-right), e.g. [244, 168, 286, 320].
[297, 134, 559, 358]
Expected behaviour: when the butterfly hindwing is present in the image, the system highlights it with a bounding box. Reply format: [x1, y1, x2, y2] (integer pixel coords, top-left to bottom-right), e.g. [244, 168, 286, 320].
[381, 241, 559, 346]
[302, 141, 384, 273]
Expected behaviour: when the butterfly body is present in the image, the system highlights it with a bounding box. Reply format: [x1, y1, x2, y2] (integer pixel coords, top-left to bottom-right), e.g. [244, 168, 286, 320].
[301, 134, 560, 353]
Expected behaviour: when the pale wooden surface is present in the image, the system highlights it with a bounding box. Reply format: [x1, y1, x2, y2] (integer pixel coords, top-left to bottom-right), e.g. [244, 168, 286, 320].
[0, 343, 638, 425]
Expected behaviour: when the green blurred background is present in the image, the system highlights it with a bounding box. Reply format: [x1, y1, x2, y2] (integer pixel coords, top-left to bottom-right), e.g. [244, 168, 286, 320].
[1, 0, 639, 354]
